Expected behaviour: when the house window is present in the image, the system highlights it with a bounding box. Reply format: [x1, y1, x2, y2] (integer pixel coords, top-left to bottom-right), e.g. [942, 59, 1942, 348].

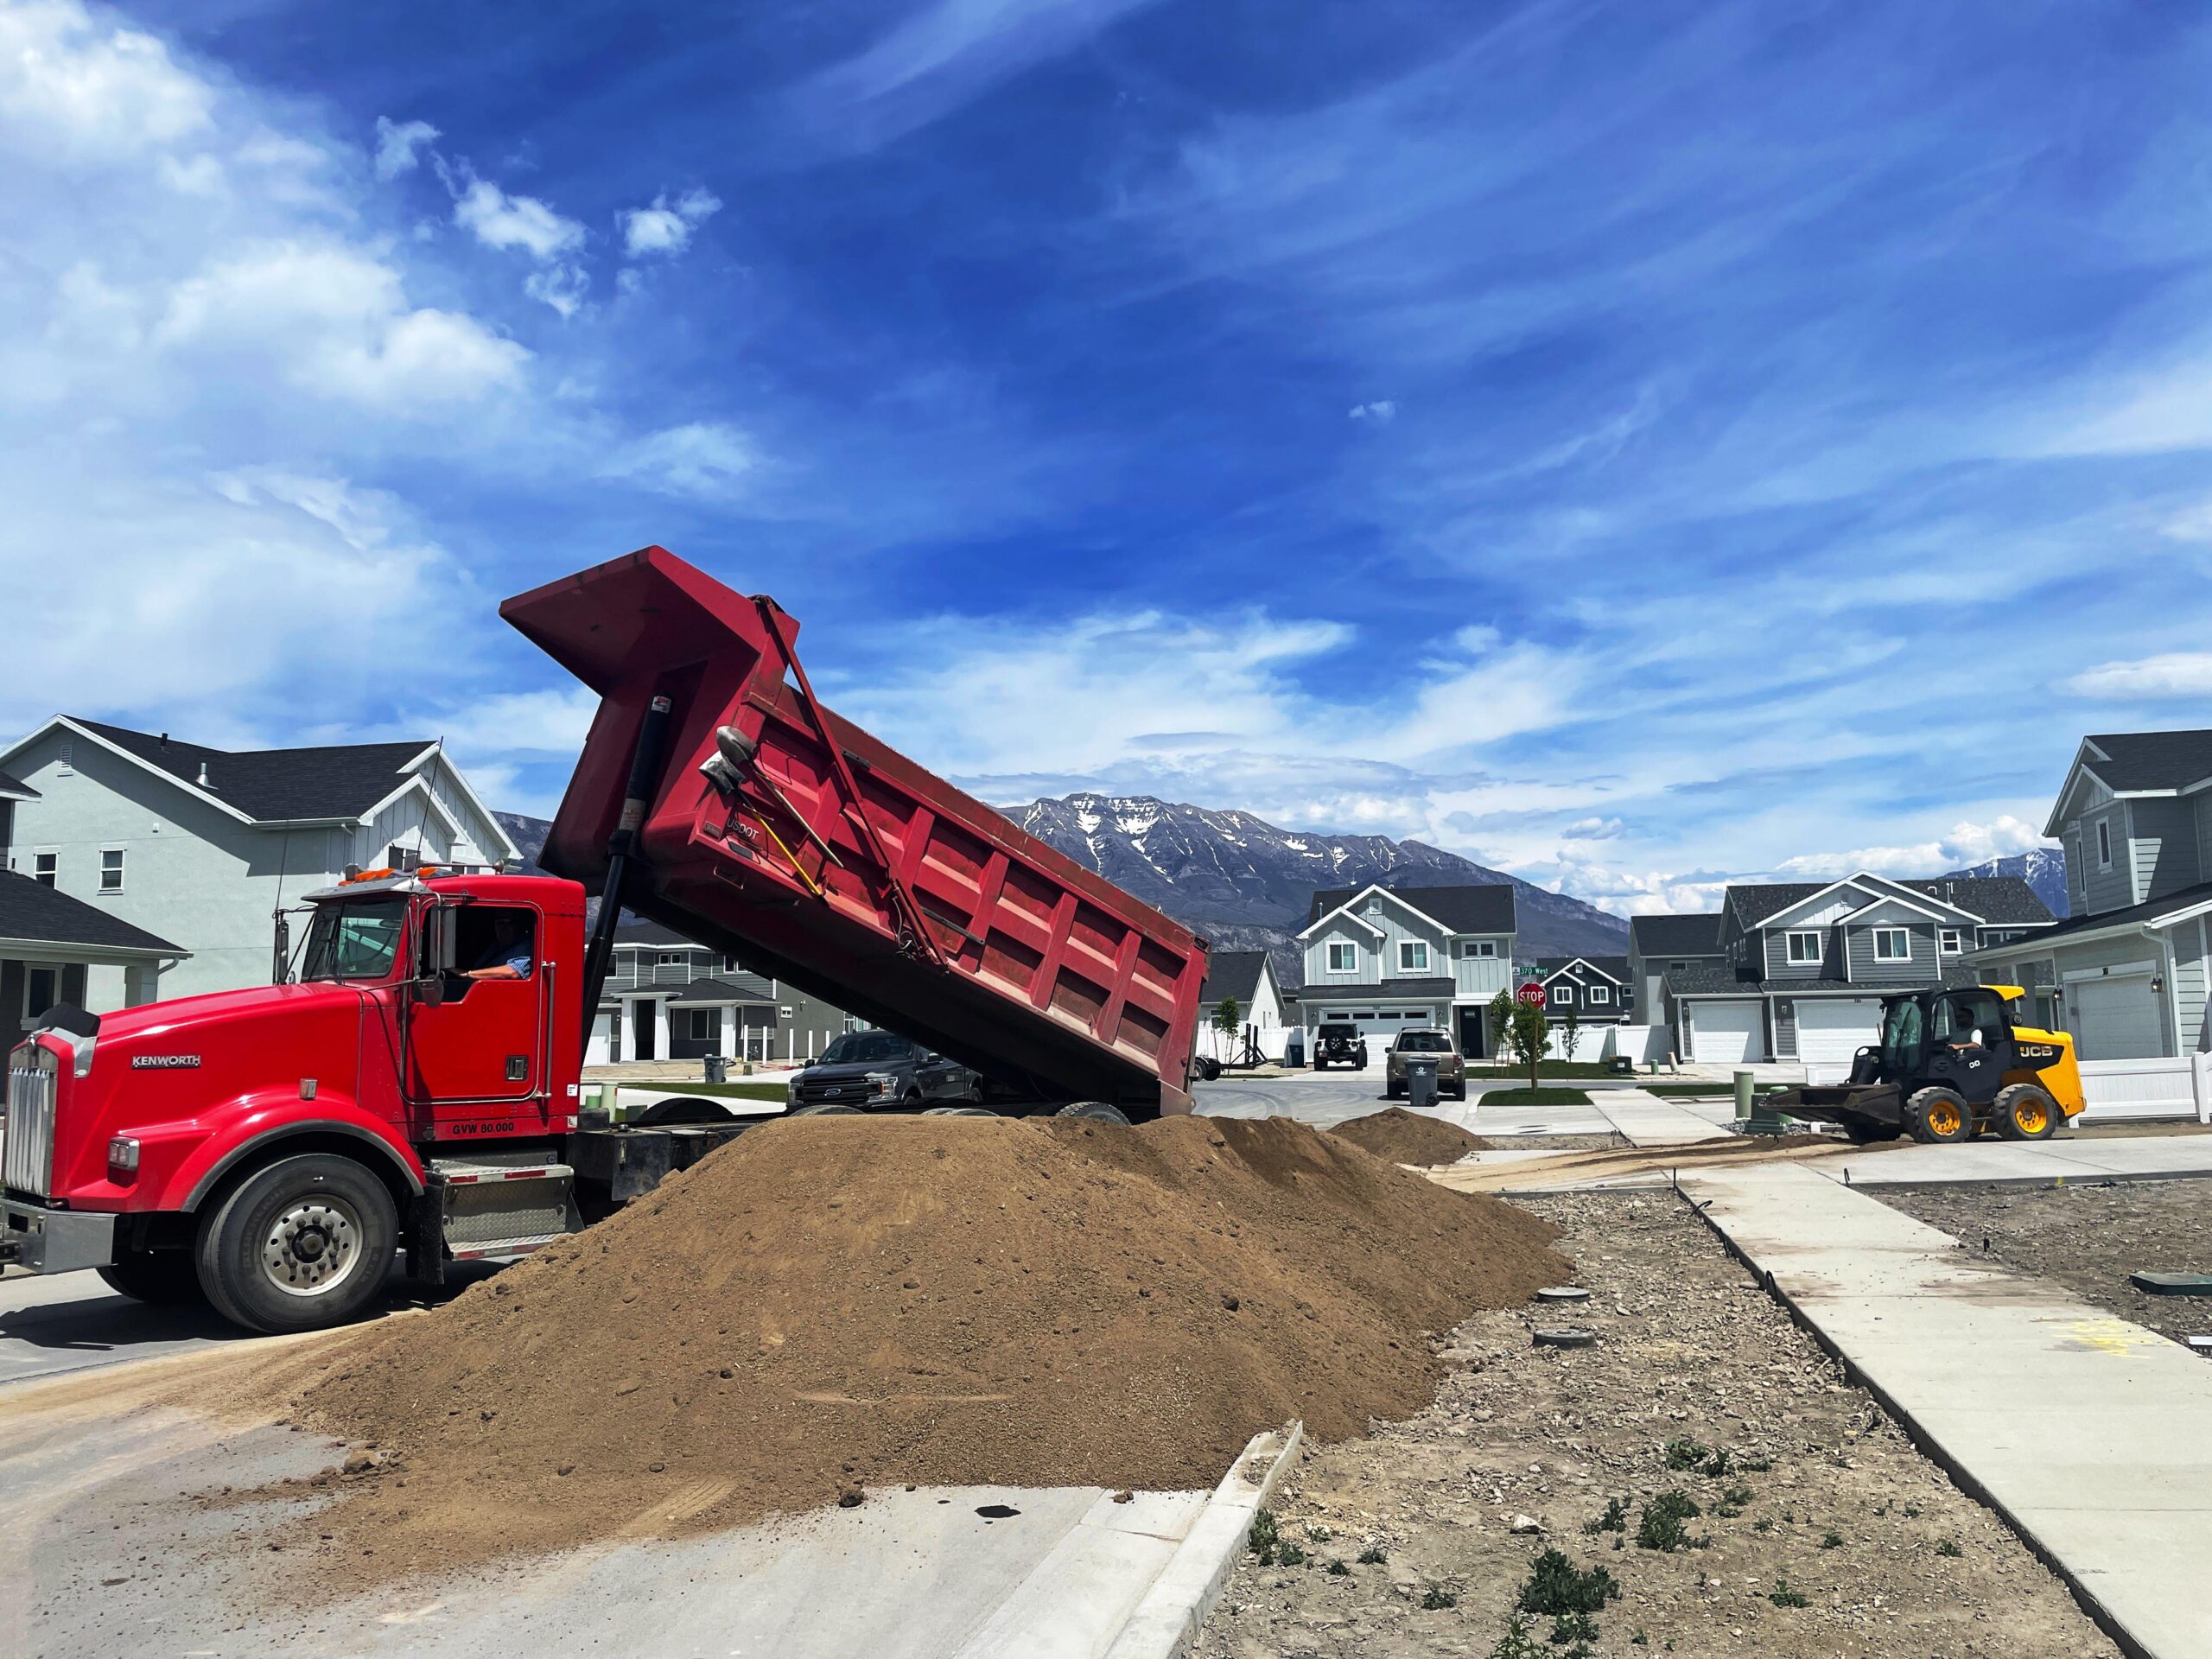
[33, 850, 56, 886]
[1325, 942, 1357, 973]
[1589, 984, 1611, 1005]
[25, 963, 60, 1020]
[656, 952, 686, 966]
[1398, 941, 1429, 972]
[1784, 931, 1822, 965]
[1549, 985, 1571, 1007]
[1872, 927, 1910, 963]
[1669, 960, 1689, 972]
[2096, 818, 2112, 870]
[99, 849, 124, 893]
[1458, 939, 1497, 958]
[1938, 927, 1961, 956]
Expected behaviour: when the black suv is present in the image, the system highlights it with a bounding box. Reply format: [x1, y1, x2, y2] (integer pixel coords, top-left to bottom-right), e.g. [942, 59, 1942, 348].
[1312, 1021, 1369, 1071]
[788, 1031, 979, 1111]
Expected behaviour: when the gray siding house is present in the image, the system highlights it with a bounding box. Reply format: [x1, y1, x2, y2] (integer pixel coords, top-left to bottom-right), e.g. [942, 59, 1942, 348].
[1972, 730, 2212, 1061]
[1669, 873, 2053, 1067]
[591, 919, 861, 1067]
[1294, 882, 1515, 1058]
[1194, 950, 1288, 1062]
[1532, 955, 1632, 1022]
[1627, 912, 1726, 1046]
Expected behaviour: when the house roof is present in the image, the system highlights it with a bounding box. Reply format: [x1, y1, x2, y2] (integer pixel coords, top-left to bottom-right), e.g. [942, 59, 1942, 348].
[1981, 875, 2212, 951]
[1628, 912, 1725, 956]
[0, 871, 182, 956]
[614, 918, 703, 947]
[1726, 874, 2051, 929]
[1198, 950, 1271, 1007]
[1287, 976, 1456, 1004]
[1305, 882, 1516, 935]
[2082, 729, 2212, 791]
[0, 766, 35, 799]
[1535, 955, 1629, 985]
[1663, 961, 1981, 997]
[664, 975, 779, 1007]
[67, 718, 436, 823]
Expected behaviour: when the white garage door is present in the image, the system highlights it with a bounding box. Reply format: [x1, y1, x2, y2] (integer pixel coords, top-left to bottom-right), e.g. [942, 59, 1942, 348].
[1795, 998, 1881, 1064]
[1322, 1008, 1441, 1046]
[2069, 975, 2165, 1061]
[1689, 1000, 1766, 1065]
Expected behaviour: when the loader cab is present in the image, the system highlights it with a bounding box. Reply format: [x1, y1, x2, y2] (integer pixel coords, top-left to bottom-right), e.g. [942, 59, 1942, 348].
[1870, 987, 2016, 1103]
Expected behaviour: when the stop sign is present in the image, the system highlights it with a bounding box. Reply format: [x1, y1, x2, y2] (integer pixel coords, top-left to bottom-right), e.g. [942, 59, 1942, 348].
[1516, 982, 1545, 1007]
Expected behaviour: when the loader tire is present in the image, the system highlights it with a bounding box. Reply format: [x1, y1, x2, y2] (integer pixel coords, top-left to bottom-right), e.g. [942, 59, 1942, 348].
[1905, 1086, 1972, 1145]
[1843, 1120, 1902, 1145]
[1993, 1084, 2059, 1141]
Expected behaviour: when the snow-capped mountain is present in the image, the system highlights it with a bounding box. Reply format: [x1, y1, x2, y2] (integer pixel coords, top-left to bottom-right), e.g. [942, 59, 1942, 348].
[1942, 847, 2069, 918]
[1011, 793, 1630, 982]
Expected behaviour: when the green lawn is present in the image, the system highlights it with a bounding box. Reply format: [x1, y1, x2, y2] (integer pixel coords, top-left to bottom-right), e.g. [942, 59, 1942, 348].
[1472, 1086, 1592, 1106]
[1465, 1062, 1620, 1078]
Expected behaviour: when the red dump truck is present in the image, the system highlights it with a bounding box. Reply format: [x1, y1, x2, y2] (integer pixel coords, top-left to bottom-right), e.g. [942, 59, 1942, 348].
[1, 547, 1208, 1332]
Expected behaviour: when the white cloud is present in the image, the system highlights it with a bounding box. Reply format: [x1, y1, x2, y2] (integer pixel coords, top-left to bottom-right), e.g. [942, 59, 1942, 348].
[1772, 817, 2048, 880]
[524, 262, 590, 320]
[449, 173, 585, 261]
[1563, 817, 1625, 841]
[0, 0, 212, 161]
[621, 186, 721, 258]
[1348, 400, 1396, 423]
[600, 421, 762, 497]
[2063, 652, 2212, 701]
[419, 686, 601, 759]
[373, 115, 439, 180]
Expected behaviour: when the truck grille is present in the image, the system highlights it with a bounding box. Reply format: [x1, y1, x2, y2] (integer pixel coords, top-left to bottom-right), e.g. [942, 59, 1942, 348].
[796, 1077, 874, 1105]
[4, 1045, 59, 1201]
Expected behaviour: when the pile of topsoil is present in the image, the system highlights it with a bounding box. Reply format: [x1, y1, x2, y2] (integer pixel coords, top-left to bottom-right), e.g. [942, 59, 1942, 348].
[244, 1114, 1564, 1580]
[1329, 1106, 1491, 1166]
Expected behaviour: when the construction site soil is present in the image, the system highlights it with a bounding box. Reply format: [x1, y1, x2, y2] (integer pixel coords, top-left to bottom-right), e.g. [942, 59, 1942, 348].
[1327, 1107, 1492, 1166]
[226, 1114, 1567, 1588]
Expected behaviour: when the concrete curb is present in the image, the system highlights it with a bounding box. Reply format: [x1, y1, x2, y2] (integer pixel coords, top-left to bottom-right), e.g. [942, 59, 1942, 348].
[1101, 1421, 1304, 1659]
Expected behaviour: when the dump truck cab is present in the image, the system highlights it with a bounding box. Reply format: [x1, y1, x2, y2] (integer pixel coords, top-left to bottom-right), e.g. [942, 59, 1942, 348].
[1775, 982, 2084, 1144]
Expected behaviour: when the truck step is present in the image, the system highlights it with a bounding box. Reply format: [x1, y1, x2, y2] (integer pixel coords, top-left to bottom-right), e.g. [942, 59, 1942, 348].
[427, 1159, 579, 1255]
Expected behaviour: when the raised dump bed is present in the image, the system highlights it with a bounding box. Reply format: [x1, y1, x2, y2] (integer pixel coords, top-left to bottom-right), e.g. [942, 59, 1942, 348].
[502, 547, 1207, 1116]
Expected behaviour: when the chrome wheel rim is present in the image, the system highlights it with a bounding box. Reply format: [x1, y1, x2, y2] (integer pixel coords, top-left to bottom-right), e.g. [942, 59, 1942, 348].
[260, 1194, 365, 1299]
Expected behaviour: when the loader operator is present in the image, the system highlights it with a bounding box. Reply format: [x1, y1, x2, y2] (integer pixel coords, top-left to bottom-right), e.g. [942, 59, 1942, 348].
[463, 910, 536, 981]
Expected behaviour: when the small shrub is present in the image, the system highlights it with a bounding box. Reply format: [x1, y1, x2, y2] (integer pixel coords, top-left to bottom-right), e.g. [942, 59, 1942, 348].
[1306, 1522, 1333, 1542]
[1486, 1617, 1546, 1659]
[1701, 1448, 1734, 1478]
[1630, 1631, 1649, 1649]
[1276, 1541, 1308, 1567]
[1549, 1611, 1600, 1644]
[1936, 1539, 1962, 1559]
[1249, 1510, 1279, 1558]
[1637, 1490, 1705, 1552]
[1821, 1530, 1844, 1549]
[1742, 1456, 1773, 1473]
[1421, 1584, 1459, 1611]
[1903, 1503, 1921, 1518]
[1770, 1579, 1809, 1609]
[1357, 1544, 1387, 1565]
[1663, 1437, 1708, 1471]
[1583, 1496, 1630, 1535]
[1751, 1518, 1773, 1533]
[1326, 1558, 1351, 1577]
[1517, 1548, 1621, 1616]
[1715, 1484, 1752, 1518]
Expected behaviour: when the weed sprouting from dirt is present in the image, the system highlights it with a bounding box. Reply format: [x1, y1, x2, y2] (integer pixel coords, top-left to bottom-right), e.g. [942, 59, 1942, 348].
[1325, 1559, 1351, 1577]
[1770, 1578, 1810, 1608]
[1516, 1548, 1621, 1616]
[1485, 1616, 1546, 1659]
[1582, 1496, 1630, 1535]
[1937, 1539, 1963, 1558]
[1700, 1447, 1734, 1478]
[1741, 1455, 1772, 1473]
[1249, 1509, 1280, 1564]
[1714, 1484, 1752, 1518]
[1357, 1543, 1387, 1565]
[1662, 1437, 1708, 1471]
[1821, 1529, 1844, 1548]
[1550, 1610, 1601, 1645]
[1421, 1584, 1459, 1610]
[1276, 1541, 1309, 1567]
[1305, 1522, 1333, 1542]
[1636, 1491, 1706, 1552]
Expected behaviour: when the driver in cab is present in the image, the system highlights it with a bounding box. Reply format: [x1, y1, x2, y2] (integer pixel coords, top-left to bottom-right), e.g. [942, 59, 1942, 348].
[463, 911, 535, 981]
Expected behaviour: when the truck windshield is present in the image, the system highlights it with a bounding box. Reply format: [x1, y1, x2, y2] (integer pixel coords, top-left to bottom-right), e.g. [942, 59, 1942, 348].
[818, 1032, 909, 1065]
[1395, 1032, 1452, 1052]
[299, 897, 409, 982]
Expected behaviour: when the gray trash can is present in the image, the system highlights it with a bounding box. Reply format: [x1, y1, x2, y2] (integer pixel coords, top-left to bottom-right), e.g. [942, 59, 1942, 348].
[1404, 1056, 1440, 1111]
[702, 1054, 728, 1084]
[1284, 1028, 1306, 1069]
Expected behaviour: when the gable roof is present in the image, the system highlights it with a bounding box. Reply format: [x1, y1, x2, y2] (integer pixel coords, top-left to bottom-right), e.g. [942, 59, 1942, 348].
[0, 767, 35, 800]
[65, 718, 435, 823]
[1305, 882, 1516, 935]
[0, 871, 182, 956]
[1198, 950, 1272, 1007]
[2082, 730, 2212, 791]
[1535, 955, 1628, 985]
[1628, 912, 1725, 957]
[1726, 873, 2052, 931]
[1974, 875, 2212, 953]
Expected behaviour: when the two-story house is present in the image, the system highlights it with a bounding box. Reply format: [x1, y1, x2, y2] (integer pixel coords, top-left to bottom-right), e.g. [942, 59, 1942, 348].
[1627, 912, 1726, 1043]
[1294, 883, 1516, 1058]
[1669, 873, 2054, 1066]
[0, 762, 188, 1032]
[1194, 950, 1289, 1062]
[592, 918, 862, 1067]
[0, 716, 518, 1000]
[1532, 956, 1632, 1024]
[1970, 730, 2212, 1060]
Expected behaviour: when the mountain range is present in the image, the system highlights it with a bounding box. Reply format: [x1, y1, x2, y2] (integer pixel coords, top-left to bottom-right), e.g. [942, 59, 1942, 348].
[1941, 848, 2069, 918]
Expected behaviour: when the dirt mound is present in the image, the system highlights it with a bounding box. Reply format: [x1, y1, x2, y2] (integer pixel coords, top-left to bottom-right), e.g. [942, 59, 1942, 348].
[1329, 1107, 1491, 1165]
[240, 1115, 1564, 1582]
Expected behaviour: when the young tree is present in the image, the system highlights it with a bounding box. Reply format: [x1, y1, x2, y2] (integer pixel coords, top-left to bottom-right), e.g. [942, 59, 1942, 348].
[1211, 995, 1242, 1064]
[1558, 1001, 1584, 1064]
[1488, 988, 1550, 1094]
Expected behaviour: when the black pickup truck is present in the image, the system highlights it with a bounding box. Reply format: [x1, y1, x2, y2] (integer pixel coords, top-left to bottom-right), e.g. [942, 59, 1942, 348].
[786, 1030, 982, 1110]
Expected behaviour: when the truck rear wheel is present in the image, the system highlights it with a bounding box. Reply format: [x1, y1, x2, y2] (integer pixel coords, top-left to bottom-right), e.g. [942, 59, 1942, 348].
[1056, 1101, 1133, 1125]
[1905, 1086, 1972, 1145]
[97, 1249, 207, 1306]
[1993, 1084, 2059, 1141]
[195, 1154, 397, 1334]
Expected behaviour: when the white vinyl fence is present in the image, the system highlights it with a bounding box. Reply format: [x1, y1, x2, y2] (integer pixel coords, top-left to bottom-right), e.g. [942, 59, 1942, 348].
[2078, 1054, 2212, 1122]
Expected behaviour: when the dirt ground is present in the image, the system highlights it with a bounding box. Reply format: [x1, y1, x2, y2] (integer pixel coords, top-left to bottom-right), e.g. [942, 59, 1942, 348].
[1194, 1192, 2118, 1659]
[1880, 1179, 2212, 1346]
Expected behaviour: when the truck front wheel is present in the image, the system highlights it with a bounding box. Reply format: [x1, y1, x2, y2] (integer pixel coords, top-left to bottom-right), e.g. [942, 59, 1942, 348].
[195, 1154, 397, 1334]
[97, 1249, 206, 1306]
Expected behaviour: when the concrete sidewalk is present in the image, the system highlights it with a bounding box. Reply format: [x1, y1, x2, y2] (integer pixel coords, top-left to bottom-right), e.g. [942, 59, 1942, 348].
[1686, 1163, 2212, 1659]
[1589, 1087, 1733, 1147]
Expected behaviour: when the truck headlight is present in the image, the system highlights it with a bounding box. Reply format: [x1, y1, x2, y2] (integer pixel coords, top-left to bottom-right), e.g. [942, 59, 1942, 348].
[866, 1071, 898, 1098]
[108, 1136, 140, 1180]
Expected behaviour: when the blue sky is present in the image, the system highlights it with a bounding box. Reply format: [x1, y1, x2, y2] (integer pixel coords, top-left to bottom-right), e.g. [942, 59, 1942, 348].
[3, 0, 2208, 914]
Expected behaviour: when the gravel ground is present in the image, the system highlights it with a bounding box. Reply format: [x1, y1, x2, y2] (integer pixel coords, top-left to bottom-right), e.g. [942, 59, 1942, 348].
[1193, 1192, 2118, 1659]
[1879, 1179, 2212, 1346]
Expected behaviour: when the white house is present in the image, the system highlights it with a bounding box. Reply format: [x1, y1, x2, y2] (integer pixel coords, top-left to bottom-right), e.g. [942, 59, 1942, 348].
[0, 717, 519, 1001]
[1193, 949, 1288, 1063]
[1293, 882, 1516, 1058]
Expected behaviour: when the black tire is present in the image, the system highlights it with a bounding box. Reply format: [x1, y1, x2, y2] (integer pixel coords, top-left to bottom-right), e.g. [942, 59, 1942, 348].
[1313, 1058, 1327, 1071]
[97, 1249, 207, 1306]
[1196, 1057, 1223, 1082]
[1449, 1084, 1468, 1102]
[922, 1105, 999, 1117]
[631, 1096, 737, 1126]
[1904, 1086, 1973, 1145]
[194, 1154, 397, 1334]
[1843, 1119, 1903, 1145]
[788, 1103, 864, 1116]
[1386, 1079, 1403, 1099]
[1056, 1101, 1133, 1125]
[1993, 1084, 2060, 1141]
